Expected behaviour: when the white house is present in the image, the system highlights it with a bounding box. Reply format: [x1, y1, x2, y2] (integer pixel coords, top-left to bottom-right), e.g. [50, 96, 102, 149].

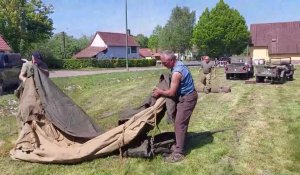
[74, 31, 140, 59]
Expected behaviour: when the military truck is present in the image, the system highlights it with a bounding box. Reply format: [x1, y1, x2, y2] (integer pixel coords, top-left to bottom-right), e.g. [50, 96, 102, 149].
[225, 57, 254, 79]
[255, 57, 295, 84]
[0, 53, 23, 95]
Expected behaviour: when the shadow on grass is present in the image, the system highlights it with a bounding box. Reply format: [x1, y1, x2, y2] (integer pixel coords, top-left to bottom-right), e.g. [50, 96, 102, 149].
[186, 131, 214, 155]
[186, 129, 233, 155]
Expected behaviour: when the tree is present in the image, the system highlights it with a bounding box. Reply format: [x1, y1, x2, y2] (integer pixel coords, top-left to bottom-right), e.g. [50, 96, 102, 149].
[148, 25, 162, 52]
[0, 0, 53, 53]
[159, 6, 195, 54]
[193, 0, 250, 58]
[28, 33, 90, 60]
[134, 34, 148, 48]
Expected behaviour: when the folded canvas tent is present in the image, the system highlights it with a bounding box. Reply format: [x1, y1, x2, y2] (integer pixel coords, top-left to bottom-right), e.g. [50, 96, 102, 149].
[10, 66, 172, 163]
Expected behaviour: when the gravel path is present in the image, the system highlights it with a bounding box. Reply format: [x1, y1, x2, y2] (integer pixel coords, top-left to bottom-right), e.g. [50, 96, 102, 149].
[49, 67, 165, 78]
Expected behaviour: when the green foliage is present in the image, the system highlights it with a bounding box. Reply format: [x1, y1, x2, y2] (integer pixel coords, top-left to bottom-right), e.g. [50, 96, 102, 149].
[44, 58, 156, 69]
[0, 0, 53, 53]
[134, 34, 148, 48]
[148, 25, 162, 52]
[193, 0, 250, 57]
[26, 33, 91, 60]
[159, 6, 195, 54]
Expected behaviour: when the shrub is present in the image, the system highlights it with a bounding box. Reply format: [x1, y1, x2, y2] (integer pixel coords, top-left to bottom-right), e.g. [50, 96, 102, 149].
[45, 58, 156, 69]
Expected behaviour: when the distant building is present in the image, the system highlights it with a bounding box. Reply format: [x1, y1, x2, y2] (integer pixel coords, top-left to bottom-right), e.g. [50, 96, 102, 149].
[74, 31, 140, 59]
[0, 35, 12, 53]
[250, 21, 300, 63]
[139, 48, 153, 59]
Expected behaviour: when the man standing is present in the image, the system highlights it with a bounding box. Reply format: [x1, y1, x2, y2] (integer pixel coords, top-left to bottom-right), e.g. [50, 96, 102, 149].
[19, 51, 49, 82]
[199, 56, 215, 93]
[152, 50, 198, 163]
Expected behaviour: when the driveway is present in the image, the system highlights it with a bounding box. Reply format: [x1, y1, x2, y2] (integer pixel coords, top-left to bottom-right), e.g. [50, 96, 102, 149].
[49, 67, 165, 78]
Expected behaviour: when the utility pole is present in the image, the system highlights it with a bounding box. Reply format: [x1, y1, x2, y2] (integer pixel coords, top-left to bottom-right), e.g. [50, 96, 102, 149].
[125, 0, 129, 71]
[62, 31, 66, 59]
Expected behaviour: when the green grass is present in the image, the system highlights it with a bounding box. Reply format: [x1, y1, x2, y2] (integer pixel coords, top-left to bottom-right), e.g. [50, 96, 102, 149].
[0, 66, 299, 175]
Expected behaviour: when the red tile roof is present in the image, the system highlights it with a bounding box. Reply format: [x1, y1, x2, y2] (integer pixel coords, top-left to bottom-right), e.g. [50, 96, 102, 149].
[139, 48, 152, 57]
[0, 35, 12, 52]
[250, 21, 300, 54]
[96, 32, 139, 47]
[74, 46, 106, 59]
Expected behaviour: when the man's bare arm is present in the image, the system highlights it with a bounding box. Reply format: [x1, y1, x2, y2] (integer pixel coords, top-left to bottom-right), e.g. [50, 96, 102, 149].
[152, 72, 182, 98]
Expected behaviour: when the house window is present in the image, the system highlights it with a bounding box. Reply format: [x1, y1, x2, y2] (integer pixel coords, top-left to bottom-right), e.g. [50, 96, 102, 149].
[131, 46, 137, 53]
[127, 47, 131, 54]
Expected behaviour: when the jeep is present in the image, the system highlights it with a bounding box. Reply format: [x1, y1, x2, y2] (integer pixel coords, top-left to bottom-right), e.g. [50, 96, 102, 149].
[255, 57, 295, 84]
[0, 53, 23, 95]
[225, 57, 254, 79]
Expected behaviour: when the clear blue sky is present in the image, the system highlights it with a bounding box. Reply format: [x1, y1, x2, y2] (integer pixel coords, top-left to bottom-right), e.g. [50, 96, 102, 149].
[43, 0, 300, 38]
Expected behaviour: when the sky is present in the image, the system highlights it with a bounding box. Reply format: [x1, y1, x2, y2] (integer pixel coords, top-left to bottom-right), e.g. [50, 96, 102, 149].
[43, 0, 300, 38]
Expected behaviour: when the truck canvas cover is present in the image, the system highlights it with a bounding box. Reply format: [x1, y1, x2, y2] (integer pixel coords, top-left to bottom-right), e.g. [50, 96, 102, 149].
[10, 66, 171, 163]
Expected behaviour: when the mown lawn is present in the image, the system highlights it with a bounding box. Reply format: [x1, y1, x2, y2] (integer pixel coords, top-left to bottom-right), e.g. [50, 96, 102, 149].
[0, 66, 299, 175]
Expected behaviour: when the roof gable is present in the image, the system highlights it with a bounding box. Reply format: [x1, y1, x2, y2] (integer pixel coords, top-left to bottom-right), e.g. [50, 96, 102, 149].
[90, 34, 106, 47]
[0, 35, 12, 51]
[250, 21, 300, 54]
[96, 32, 139, 47]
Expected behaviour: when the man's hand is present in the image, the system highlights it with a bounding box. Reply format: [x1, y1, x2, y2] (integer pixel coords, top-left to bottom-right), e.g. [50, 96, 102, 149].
[152, 87, 162, 98]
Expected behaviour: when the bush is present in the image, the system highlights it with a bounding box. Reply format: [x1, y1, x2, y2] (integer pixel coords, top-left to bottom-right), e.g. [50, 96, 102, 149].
[45, 58, 156, 69]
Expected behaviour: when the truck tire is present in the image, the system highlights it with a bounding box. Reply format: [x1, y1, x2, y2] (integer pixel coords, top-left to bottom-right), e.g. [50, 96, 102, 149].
[226, 74, 230, 80]
[256, 76, 264, 83]
[280, 74, 286, 84]
[0, 84, 3, 96]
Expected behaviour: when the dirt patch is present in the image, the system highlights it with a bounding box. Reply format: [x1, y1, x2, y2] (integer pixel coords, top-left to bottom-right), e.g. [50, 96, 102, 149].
[0, 140, 4, 147]
[0, 99, 18, 117]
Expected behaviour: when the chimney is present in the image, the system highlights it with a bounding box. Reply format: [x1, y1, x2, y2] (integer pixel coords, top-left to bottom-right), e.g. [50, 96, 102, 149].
[127, 29, 131, 36]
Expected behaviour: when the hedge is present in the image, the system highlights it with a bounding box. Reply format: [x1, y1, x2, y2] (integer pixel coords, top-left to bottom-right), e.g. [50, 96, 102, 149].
[45, 58, 156, 69]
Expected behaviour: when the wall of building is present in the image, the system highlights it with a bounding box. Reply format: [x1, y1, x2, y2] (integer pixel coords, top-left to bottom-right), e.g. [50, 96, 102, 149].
[270, 54, 300, 64]
[250, 46, 269, 61]
[251, 46, 300, 64]
[270, 54, 300, 60]
[97, 46, 140, 59]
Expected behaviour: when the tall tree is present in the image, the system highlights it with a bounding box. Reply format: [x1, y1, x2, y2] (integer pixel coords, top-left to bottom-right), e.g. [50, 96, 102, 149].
[159, 6, 195, 54]
[148, 25, 162, 52]
[134, 34, 148, 48]
[193, 0, 249, 57]
[0, 0, 53, 53]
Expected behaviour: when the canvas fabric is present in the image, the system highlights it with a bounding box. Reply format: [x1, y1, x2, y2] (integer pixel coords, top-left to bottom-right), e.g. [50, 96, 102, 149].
[10, 66, 169, 163]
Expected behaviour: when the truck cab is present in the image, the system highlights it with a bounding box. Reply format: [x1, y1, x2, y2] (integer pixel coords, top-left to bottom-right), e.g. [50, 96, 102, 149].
[0, 53, 23, 95]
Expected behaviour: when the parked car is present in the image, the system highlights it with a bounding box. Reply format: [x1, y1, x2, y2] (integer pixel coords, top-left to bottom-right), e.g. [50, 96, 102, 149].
[225, 57, 254, 79]
[255, 57, 295, 84]
[0, 53, 23, 95]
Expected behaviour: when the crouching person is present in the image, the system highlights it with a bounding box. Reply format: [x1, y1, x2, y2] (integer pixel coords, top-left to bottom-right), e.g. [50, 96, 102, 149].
[152, 50, 198, 163]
